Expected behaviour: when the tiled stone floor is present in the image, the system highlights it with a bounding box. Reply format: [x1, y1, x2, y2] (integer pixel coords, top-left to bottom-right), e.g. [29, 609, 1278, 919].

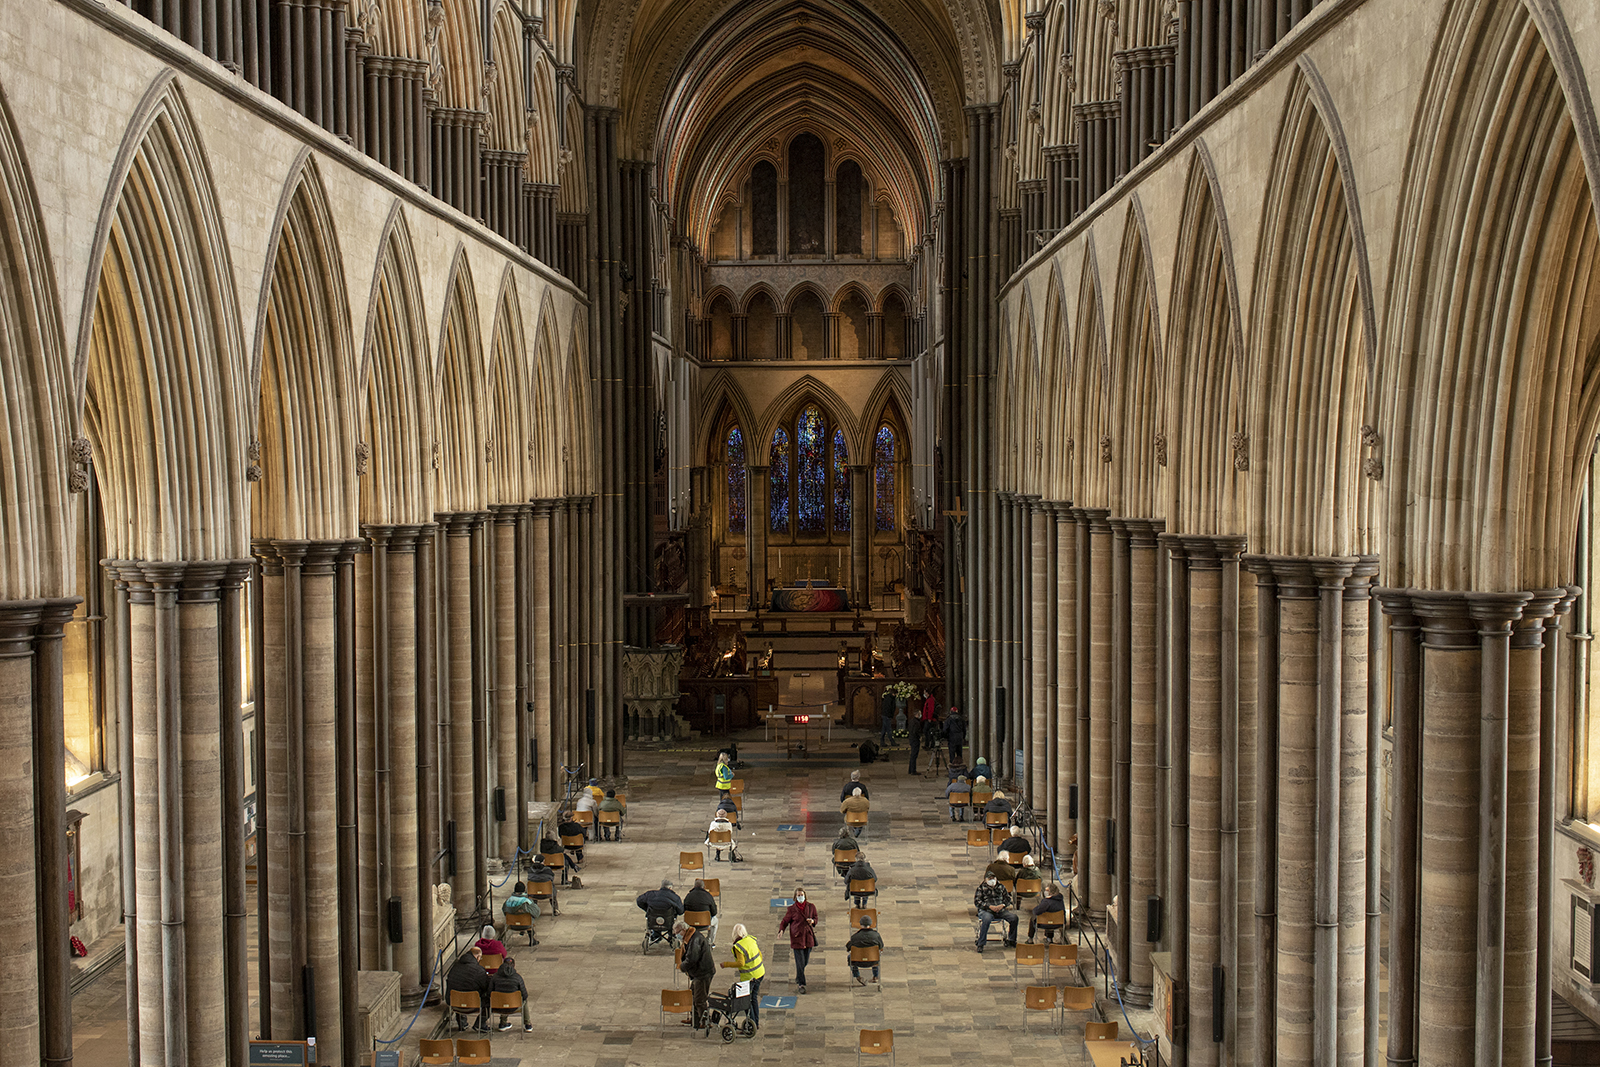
[72, 726, 1155, 1065]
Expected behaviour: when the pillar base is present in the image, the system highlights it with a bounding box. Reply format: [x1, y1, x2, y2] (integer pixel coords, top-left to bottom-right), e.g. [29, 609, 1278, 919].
[1121, 981, 1153, 1009]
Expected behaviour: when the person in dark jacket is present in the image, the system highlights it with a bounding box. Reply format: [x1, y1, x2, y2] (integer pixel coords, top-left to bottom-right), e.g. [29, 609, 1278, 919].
[984, 790, 1015, 818]
[831, 826, 860, 878]
[943, 707, 967, 766]
[880, 688, 896, 747]
[777, 887, 819, 992]
[845, 853, 877, 907]
[637, 880, 684, 921]
[998, 827, 1031, 857]
[527, 857, 559, 914]
[1028, 884, 1068, 943]
[446, 947, 491, 1031]
[557, 812, 587, 863]
[684, 878, 719, 945]
[974, 873, 1019, 950]
[944, 774, 971, 822]
[839, 770, 870, 802]
[678, 920, 717, 1028]
[490, 956, 532, 1032]
[847, 914, 885, 984]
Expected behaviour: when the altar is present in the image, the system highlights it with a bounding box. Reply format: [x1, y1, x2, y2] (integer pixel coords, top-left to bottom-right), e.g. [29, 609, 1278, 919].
[770, 580, 850, 612]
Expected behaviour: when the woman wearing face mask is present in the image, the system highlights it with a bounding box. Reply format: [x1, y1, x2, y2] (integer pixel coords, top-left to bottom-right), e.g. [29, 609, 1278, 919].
[777, 887, 819, 993]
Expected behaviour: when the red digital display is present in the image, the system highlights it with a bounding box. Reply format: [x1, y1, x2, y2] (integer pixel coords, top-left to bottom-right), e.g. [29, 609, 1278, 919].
[790, 714, 810, 724]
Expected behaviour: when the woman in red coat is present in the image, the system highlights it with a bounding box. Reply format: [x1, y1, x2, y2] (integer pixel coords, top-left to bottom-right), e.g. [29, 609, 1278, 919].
[777, 887, 819, 993]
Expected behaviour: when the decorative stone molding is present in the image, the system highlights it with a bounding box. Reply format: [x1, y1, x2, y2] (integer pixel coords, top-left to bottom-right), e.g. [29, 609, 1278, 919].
[67, 435, 91, 493]
[622, 645, 687, 741]
[355, 440, 370, 476]
[1154, 432, 1167, 467]
[1100, 435, 1112, 463]
[1230, 431, 1249, 471]
[431, 442, 441, 471]
[1360, 423, 1383, 480]
[246, 438, 263, 482]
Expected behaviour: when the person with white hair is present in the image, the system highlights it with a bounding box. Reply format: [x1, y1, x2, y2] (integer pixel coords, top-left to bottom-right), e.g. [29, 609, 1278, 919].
[720, 923, 767, 1028]
[838, 770, 870, 802]
[999, 826, 1031, 856]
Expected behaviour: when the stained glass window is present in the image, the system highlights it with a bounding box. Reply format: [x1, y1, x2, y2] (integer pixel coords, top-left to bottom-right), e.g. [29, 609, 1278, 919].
[770, 427, 791, 532]
[797, 405, 826, 533]
[874, 424, 896, 531]
[726, 425, 746, 534]
[832, 430, 851, 531]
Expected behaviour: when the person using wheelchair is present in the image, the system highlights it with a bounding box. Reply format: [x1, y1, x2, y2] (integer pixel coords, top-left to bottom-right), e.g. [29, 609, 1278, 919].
[636, 879, 684, 949]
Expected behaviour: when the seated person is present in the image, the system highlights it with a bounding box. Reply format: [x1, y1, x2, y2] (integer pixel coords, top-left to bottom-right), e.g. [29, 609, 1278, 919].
[1028, 884, 1068, 943]
[973, 872, 1019, 951]
[831, 826, 860, 877]
[501, 881, 541, 945]
[527, 857, 560, 914]
[845, 852, 877, 907]
[847, 914, 885, 985]
[489, 956, 533, 1033]
[474, 924, 506, 970]
[575, 788, 599, 818]
[971, 756, 991, 783]
[984, 857, 1018, 884]
[999, 826, 1031, 857]
[984, 790, 1014, 818]
[705, 811, 743, 862]
[684, 877, 720, 945]
[445, 947, 490, 1031]
[840, 788, 870, 836]
[637, 879, 685, 925]
[839, 771, 871, 802]
[585, 777, 605, 804]
[1015, 854, 1045, 883]
[556, 811, 588, 860]
[947, 758, 969, 781]
[715, 790, 741, 828]
[943, 774, 971, 822]
[857, 738, 881, 764]
[598, 789, 626, 839]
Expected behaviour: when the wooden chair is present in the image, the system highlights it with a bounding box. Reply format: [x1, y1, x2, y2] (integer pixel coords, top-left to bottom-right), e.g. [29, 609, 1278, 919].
[1085, 1021, 1119, 1042]
[1046, 941, 1078, 978]
[448, 989, 482, 1030]
[701, 877, 720, 904]
[560, 832, 586, 859]
[1013, 942, 1046, 982]
[971, 790, 994, 809]
[849, 907, 879, 930]
[489, 990, 522, 1024]
[541, 850, 567, 884]
[597, 810, 622, 838]
[419, 1038, 455, 1065]
[849, 944, 882, 986]
[684, 909, 713, 938]
[526, 881, 556, 913]
[673, 943, 687, 986]
[947, 790, 971, 819]
[571, 809, 595, 828]
[660, 988, 694, 1035]
[845, 809, 870, 831]
[504, 911, 535, 944]
[858, 1028, 895, 1066]
[707, 828, 734, 857]
[998, 849, 1027, 866]
[730, 779, 746, 796]
[1060, 985, 1097, 1014]
[990, 827, 1010, 848]
[833, 847, 859, 874]
[1024, 985, 1060, 1033]
[1014, 877, 1044, 905]
[848, 876, 878, 904]
[966, 827, 991, 857]
[456, 1038, 491, 1065]
[478, 953, 503, 974]
[680, 851, 705, 877]
[985, 810, 1009, 829]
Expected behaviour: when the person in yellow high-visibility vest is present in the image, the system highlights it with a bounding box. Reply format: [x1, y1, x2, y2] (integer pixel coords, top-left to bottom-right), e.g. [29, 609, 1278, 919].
[714, 753, 735, 796]
[720, 923, 765, 1028]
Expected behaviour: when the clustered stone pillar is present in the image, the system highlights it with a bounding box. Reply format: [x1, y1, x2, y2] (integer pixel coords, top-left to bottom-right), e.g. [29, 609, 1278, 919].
[849, 466, 871, 599]
[748, 468, 769, 604]
[1029, 501, 1050, 833]
[1123, 519, 1164, 1005]
[0, 598, 80, 1067]
[441, 513, 487, 906]
[1055, 505, 1079, 881]
[1083, 507, 1114, 912]
[1378, 586, 1568, 1067]
[492, 506, 523, 864]
[112, 561, 251, 1067]
[529, 503, 556, 803]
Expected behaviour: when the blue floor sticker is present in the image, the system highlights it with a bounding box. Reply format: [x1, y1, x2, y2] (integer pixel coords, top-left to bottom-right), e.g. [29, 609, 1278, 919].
[777, 824, 805, 831]
[760, 996, 796, 1009]
[770, 897, 794, 907]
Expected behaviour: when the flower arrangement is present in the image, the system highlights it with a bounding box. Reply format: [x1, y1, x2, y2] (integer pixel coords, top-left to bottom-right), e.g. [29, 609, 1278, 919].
[886, 681, 920, 702]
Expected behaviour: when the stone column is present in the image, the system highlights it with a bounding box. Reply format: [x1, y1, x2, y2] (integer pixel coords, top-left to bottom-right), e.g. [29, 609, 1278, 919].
[1183, 537, 1226, 1067]
[732, 314, 747, 361]
[1111, 518, 1134, 983]
[866, 312, 883, 360]
[822, 312, 839, 360]
[1071, 507, 1092, 910]
[1124, 519, 1164, 1003]
[1162, 534, 1191, 1066]
[1084, 507, 1113, 912]
[999, 491, 1018, 785]
[1248, 561, 1280, 1067]
[414, 527, 439, 990]
[442, 515, 479, 904]
[849, 466, 871, 602]
[492, 507, 522, 863]
[353, 541, 381, 973]
[1043, 503, 1060, 850]
[1054, 505, 1078, 877]
[112, 561, 250, 1066]
[529, 503, 555, 803]
[1030, 501, 1049, 823]
[748, 468, 769, 604]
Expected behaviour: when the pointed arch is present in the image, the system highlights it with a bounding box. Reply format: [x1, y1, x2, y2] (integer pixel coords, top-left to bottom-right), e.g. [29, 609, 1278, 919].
[997, 288, 1039, 492]
[1246, 63, 1375, 559]
[1108, 196, 1164, 518]
[859, 371, 917, 466]
[694, 372, 760, 465]
[528, 287, 566, 497]
[437, 0, 485, 111]
[434, 247, 489, 512]
[487, 270, 532, 503]
[486, 3, 528, 153]
[1068, 239, 1111, 507]
[1165, 142, 1248, 536]
[0, 77, 71, 598]
[834, 284, 873, 360]
[782, 280, 831, 315]
[250, 152, 360, 540]
[79, 73, 248, 561]
[560, 308, 594, 495]
[359, 204, 435, 525]
[754, 374, 861, 455]
[1038, 263, 1073, 499]
[1382, 0, 1600, 591]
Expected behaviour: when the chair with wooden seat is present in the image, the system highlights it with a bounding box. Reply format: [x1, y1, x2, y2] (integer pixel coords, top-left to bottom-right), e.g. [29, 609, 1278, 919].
[849, 907, 878, 930]
[679, 851, 705, 878]
[845, 809, 870, 834]
[1013, 942, 1046, 983]
[702, 877, 720, 904]
[834, 847, 859, 876]
[947, 790, 971, 821]
[684, 909, 713, 939]
[990, 827, 1009, 848]
[1014, 877, 1044, 906]
[526, 880, 556, 914]
[560, 832, 586, 862]
[1060, 985, 1097, 1018]
[419, 1038, 456, 1065]
[673, 943, 687, 986]
[707, 828, 734, 860]
[1024, 985, 1061, 1033]
[858, 1028, 895, 1066]
[971, 789, 994, 809]
[997, 849, 1027, 866]
[504, 911, 536, 944]
[660, 988, 695, 1035]
[1046, 941, 1078, 978]
[448, 989, 483, 1031]
[985, 810, 1009, 829]
[597, 809, 623, 839]
[456, 1038, 491, 1065]
[966, 827, 991, 857]
[541, 850, 568, 884]
[1084, 1020, 1119, 1042]
[848, 876, 878, 906]
[729, 793, 745, 827]
[730, 779, 746, 796]
[489, 990, 523, 1027]
[571, 809, 595, 828]
[848, 944, 882, 988]
[478, 953, 503, 974]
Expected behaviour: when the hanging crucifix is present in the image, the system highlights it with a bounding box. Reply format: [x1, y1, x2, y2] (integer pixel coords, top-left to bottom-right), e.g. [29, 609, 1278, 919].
[944, 495, 968, 592]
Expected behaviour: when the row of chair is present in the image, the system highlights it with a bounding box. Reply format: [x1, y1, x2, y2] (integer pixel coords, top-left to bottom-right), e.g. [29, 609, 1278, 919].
[1023, 985, 1104, 1033]
[419, 1037, 492, 1064]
